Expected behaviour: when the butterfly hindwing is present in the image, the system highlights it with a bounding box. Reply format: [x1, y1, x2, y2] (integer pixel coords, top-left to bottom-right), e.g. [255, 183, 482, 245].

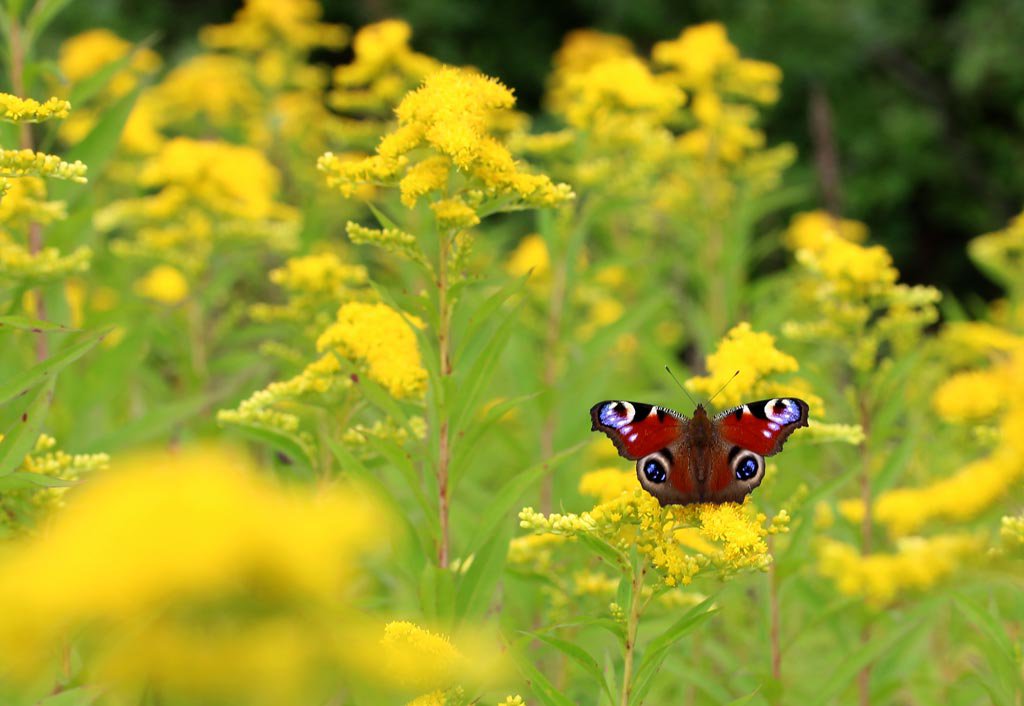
[634, 441, 699, 506]
[715, 398, 809, 456]
[703, 440, 767, 503]
[589, 401, 687, 460]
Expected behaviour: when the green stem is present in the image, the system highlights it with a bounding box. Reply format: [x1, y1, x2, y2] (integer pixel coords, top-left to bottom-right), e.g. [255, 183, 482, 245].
[857, 392, 874, 706]
[620, 559, 647, 706]
[8, 13, 47, 362]
[437, 228, 453, 568]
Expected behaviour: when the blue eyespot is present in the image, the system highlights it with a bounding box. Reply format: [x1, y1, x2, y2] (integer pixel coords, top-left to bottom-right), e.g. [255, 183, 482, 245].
[643, 459, 666, 484]
[735, 456, 758, 481]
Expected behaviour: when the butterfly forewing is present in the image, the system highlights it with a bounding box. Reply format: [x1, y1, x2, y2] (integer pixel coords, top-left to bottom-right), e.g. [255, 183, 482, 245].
[715, 398, 809, 456]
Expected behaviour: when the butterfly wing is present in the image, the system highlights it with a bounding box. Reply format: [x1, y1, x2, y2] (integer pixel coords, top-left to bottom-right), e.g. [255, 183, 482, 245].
[714, 398, 809, 456]
[590, 401, 699, 505]
[700, 398, 809, 504]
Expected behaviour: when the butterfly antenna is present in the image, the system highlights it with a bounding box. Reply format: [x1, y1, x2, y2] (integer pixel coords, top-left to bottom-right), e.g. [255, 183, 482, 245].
[707, 370, 741, 405]
[664, 366, 698, 407]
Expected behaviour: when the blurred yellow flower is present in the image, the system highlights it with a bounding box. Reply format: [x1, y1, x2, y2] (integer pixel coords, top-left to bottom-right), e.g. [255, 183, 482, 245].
[687, 322, 800, 407]
[0, 445, 393, 700]
[317, 301, 427, 398]
[506, 233, 550, 278]
[382, 621, 465, 691]
[784, 210, 868, 252]
[932, 368, 1007, 423]
[201, 0, 349, 53]
[578, 467, 637, 503]
[817, 534, 982, 608]
[134, 264, 189, 305]
[58, 29, 161, 95]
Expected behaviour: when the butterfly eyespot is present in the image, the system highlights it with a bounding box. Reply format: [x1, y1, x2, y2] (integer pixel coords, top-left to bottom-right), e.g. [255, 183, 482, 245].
[730, 451, 763, 482]
[642, 458, 667, 484]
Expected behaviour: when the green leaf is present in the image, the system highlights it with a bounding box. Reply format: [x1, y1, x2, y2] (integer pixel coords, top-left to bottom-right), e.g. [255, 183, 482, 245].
[631, 599, 718, 706]
[85, 389, 227, 452]
[34, 686, 103, 706]
[450, 306, 521, 439]
[221, 420, 314, 471]
[0, 469, 78, 490]
[453, 273, 529, 364]
[25, 0, 76, 46]
[465, 443, 580, 558]
[0, 315, 78, 332]
[0, 377, 55, 477]
[454, 523, 510, 621]
[50, 87, 140, 204]
[514, 645, 579, 706]
[808, 611, 927, 706]
[526, 630, 615, 704]
[0, 328, 107, 405]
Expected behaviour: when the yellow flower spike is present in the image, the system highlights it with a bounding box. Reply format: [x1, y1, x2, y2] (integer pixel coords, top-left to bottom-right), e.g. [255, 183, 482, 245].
[932, 368, 1008, 423]
[578, 467, 638, 503]
[784, 210, 869, 252]
[134, 265, 189, 306]
[687, 322, 800, 408]
[557, 55, 684, 129]
[380, 621, 464, 692]
[317, 302, 427, 399]
[817, 534, 983, 608]
[431, 197, 481, 229]
[653, 22, 739, 85]
[346, 221, 429, 268]
[498, 696, 527, 706]
[0, 445, 393, 695]
[399, 155, 451, 206]
[0, 94, 71, 123]
[0, 148, 87, 182]
[200, 0, 349, 53]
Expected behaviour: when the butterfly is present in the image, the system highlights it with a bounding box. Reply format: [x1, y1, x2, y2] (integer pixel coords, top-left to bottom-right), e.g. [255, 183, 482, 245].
[590, 397, 809, 505]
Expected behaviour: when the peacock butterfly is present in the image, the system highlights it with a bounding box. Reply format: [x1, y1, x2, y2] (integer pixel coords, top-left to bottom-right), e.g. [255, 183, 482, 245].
[590, 397, 809, 505]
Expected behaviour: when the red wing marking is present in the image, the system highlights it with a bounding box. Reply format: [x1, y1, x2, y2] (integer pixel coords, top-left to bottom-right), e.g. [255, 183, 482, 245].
[716, 398, 809, 456]
[590, 401, 686, 460]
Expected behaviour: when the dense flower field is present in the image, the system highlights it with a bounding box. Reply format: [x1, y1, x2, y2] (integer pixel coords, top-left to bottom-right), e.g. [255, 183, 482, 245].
[0, 1, 1021, 705]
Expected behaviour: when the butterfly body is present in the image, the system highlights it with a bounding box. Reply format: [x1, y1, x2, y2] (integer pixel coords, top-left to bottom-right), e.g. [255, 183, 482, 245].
[590, 397, 809, 505]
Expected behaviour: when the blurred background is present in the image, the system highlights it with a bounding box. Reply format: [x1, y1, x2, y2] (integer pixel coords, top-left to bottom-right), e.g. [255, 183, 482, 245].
[47, 0, 1024, 304]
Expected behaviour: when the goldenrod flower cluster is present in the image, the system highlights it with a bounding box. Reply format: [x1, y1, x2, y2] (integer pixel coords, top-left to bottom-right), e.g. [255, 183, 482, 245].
[200, 0, 349, 54]
[520, 474, 777, 587]
[783, 211, 940, 371]
[817, 534, 983, 608]
[320, 66, 574, 211]
[0, 434, 109, 535]
[330, 19, 439, 118]
[0, 93, 70, 122]
[317, 301, 428, 399]
[0, 446, 399, 701]
[98, 137, 299, 271]
[0, 148, 86, 183]
[687, 322, 824, 412]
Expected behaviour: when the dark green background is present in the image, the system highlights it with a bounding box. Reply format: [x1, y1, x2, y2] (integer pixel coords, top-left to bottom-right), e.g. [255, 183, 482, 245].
[50, 0, 1024, 304]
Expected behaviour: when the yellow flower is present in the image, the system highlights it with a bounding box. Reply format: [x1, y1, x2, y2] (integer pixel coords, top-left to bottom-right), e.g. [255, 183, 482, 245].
[0, 93, 71, 122]
[431, 196, 480, 229]
[154, 54, 262, 128]
[134, 264, 189, 305]
[200, 0, 349, 52]
[0, 445, 392, 698]
[332, 19, 439, 92]
[381, 621, 464, 691]
[0, 148, 87, 182]
[317, 302, 427, 398]
[817, 534, 982, 608]
[506, 233, 550, 278]
[140, 138, 283, 219]
[323, 67, 573, 210]
[653, 23, 738, 85]
[268, 251, 368, 295]
[784, 210, 868, 252]
[58, 29, 161, 96]
[932, 369, 1007, 423]
[519, 492, 773, 587]
[578, 467, 638, 503]
[556, 55, 683, 129]
[687, 322, 800, 407]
